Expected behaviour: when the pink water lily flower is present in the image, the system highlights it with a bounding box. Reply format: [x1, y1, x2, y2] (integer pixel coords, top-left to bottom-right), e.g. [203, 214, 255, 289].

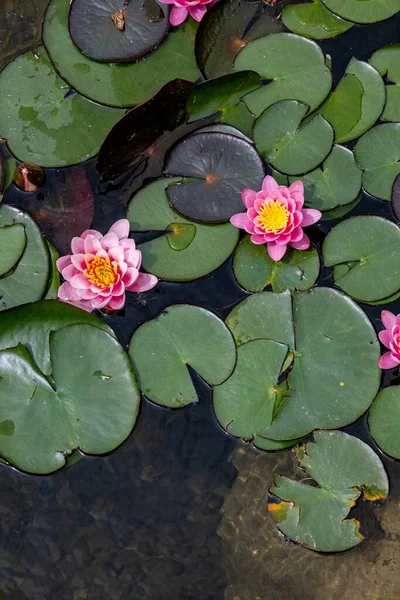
[160, 0, 213, 25]
[56, 219, 157, 313]
[230, 175, 321, 262]
[378, 310, 400, 369]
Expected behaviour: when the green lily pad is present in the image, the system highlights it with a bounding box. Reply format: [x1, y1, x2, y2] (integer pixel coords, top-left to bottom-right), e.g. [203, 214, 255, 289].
[289, 146, 362, 211]
[320, 193, 361, 221]
[43, 0, 200, 108]
[369, 386, 400, 459]
[253, 434, 307, 452]
[0, 154, 4, 198]
[354, 123, 400, 200]
[323, 216, 400, 302]
[127, 178, 239, 281]
[234, 33, 332, 117]
[0, 324, 140, 474]
[221, 101, 256, 138]
[213, 339, 288, 439]
[0, 224, 26, 277]
[370, 45, 400, 122]
[186, 71, 262, 123]
[0, 46, 123, 167]
[43, 242, 60, 300]
[166, 223, 196, 250]
[269, 430, 389, 552]
[282, 0, 353, 40]
[129, 304, 237, 408]
[254, 100, 334, 175]
[226, 288, 380, 440]
[321, 0, 400, 24]
[233, 236, 320, 293]
[0, 205, 50, 311]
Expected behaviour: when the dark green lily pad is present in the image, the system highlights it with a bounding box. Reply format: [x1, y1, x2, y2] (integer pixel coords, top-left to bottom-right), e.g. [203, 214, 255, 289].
[43, 0, 200, 108]
[289, 145, 362, 211]
[254, 100, 334, 176]
[0, 324, 140, 474]
[186, 71, 262, 123]
[226, 288, 380, 440]
[323, 216, 400, 302]
[0, 205, 50, 311]
[195, 0, 284, 78]
[269, 430, 389, 552]
[320, 194, 361, 221]
[165, 132, 265, 223]
[282, 0, 353, 40]
[391, 173, 400, 221]
[0, 46, 123, 167]
[355, 123, 400, 200]
[321, 0, 400, 24]
[370, 45, 400, 122]
[43, 242, 60, 300]
[369, 386, 400, 459]
[69, 0, 169, 63]
[0, 224, 26, 277]
[127, 178, 239, 281]
[234, 33, 332, 117]
[233, 236, 320, 293]
[253, 435, 308, 451]
[221, 101, 256, 138]
[129, 304, 237, 408]
[0, 154, 4, 198]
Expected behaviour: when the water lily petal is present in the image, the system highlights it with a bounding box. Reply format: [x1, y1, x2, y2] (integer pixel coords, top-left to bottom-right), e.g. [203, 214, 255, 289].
[262, 175, 279, 194]
[123, 267, 139, 287]
[379, 330, 393, 349]
[71, 237, 85, 254]
[301, 208, 322, 227]
[70, 254, 87, 272]
[62, 264, 78, 282]
[111, 280, 125, 296]
[127, 273, 158, 293]
[102, 232, 120, 250]
[250, 234, 267, 245]
[108, 294, 126, 311]
[378, 351, 400, 370]
[124, 249, 142, 269]
[108, 219, 130, 240]
[267, 242, 287, 262]
[91, 295, 112, 310]
[170, 6, 188, 25]
[108, 246, 124, 263]
[242, 189, 257, 208]
[381, 310, 396, 331]
[289, 232, 310, 251]
[189, 4, 207, 20]
[230, 212, 250, 230]
[56, 255, 71, 272]
[84, 235, 102, 254]
[70, 274, 91, 289]
[81, 229, 103, 241]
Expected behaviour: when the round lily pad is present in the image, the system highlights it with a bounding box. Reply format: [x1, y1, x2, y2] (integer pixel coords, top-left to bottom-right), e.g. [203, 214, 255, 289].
[226, 288, 380, 440]
[320, 194, 361, 221]
[0, 46, 123, 167]
[129, 304, 237, 408]
[69, 0, 169, 63]
[127, 178, 239, 281]
[323, 216, 400, 302]
[321, 0, 400, 24]
[282, 0, 353, 40]
[0, 205, 50, 311]
[233, 236, 320, 293]
[369, 386, 400, 459]
[354, 123, 400, 200]
[0, 224, 26, 277]
[254, 100, 334, 176]
[269, 430, 389, 552]
[43, 242, 60, 300]
[289, 145, 362, 211]
[234, 33, 332, 117]
[165, 132, 265, 223]
[370, 45, 400, 122]
[43, 0, 200, 108]
[0, 323, 140, 474]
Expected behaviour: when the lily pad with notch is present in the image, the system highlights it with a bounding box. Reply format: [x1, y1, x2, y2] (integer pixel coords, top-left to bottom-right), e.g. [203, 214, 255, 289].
[0, 224, 26, 277]
[69, 0, 169, 63]
[127, 177, 239, 281]
[370, 45, 400, 122]
[321, 0, 400, 24]
[369, 386, 400, 459]
[165, 132, 265, 223]
[268, 430, 389, 552]
[282, 0, 353, 40]
[254, 100, 334, 176]
[129, 304, 237, 408]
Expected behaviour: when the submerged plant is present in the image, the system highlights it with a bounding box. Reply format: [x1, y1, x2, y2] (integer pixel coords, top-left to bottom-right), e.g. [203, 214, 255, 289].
[378, 310, 400, 369]
[56, 219, 157, 313]
[230, 176, 321, 261]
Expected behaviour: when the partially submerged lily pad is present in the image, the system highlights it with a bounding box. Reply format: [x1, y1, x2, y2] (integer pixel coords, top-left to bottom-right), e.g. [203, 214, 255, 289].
[269, 430, 389, 552]
[0, 224, 26, 277]
[370, 45, 400, 122]
[69, 0, 169, 63]
[282, 0, 353, 40]
[321, 0, 400, 24]
[369, 386, 400, 459]
[129, 304, 237, 408]
[391, 173, 400, 221]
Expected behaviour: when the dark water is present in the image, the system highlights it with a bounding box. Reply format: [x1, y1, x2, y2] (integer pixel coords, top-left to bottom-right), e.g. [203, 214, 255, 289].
[0, 2, 400, 599]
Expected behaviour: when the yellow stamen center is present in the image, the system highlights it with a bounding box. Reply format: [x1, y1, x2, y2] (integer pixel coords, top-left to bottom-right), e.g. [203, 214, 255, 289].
[256, 200, 289, 233]
[84, 255, 118, 288]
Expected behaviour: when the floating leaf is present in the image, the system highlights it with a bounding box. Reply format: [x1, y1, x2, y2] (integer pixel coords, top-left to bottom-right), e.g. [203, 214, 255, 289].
[355, 123, 400, 200]
[391, 173, 400, 221]
[254, 435, 307, 452]
[269, 430, 389, 552]
[282, 0, 353, 40]
[127, 178, 239, 281]
[323, 216, 400, 302]
[369, 386, 400, 459]
[221, 101, 256, 138]
[69, 0, 169, 63]
[195, 0, 284, 78]
[370, 45, 400, 122]
[0, 46, 123, 167]
[234, 33, 332, 116]
[254, 100, 334, 176]
[43, 0, 200, 108]
[233, 236, 320, 293]
[226, 288, 380, 440]
[43, 242, 60, 300]
[321, 0, 400, 24]
[129, 304, 237, 408]
[0, 224, 26, 277]
[289, 146, 362, 211]
[0, 154, 4, 198]
[320, 194, 361, 221]
[165, 132, 265, 223]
